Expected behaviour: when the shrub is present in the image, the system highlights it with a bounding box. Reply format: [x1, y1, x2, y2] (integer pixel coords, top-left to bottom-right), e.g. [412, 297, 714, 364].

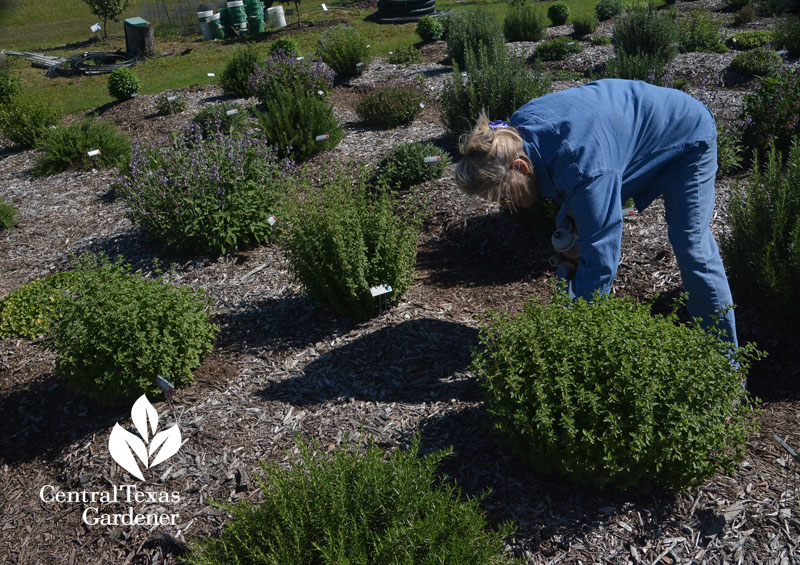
[717, 122, 744, 174]
[722, 139, 800, 329]
[729, 0, 753, 8]
[592, 35, 613, 45]
[733, 4, 758, 25]
[471, 287, 762, 491]
[107, 67, 141, 101]
[35, 117, 131, 176]
[155, 93, 188, 116]
[441, 46, 550, 135]
[504, 0, 547, 42]
[613, 7, 679, 62]
[0, 198, 16, 231]
[548, 2, 570, 25]
[759, 0, 785, 17]
[184, 436, 515, 565]
[117, 128, 292, 255]
[741, 69, 800, 160]
[730, 46, 782, 79]
[388, 45, 424, 65]
[678, 11, 728, 53]
[316, 24, 371, 81]
[573, 13, 599, 37]
[417, 15, 445, 42]
[269, 37, 300, 57]
[356, 84, 424, 129]
[248, 50, 335, 106]
[49, 255, 218, 406]
[283, 166, 421, 320]
[0, 92, 61, 148]
[535, 36, 584, 61]
[595, 0, 624, 21]
[601, 50, 672, 85]
[191, 103, 247, 138]
[728, 30, 773, 50]
[375, 141, 451, 191]
[774, 16, 800, 58]
[0, 68, 20, 106]
[0, 271, 84, 338]
[256, 89, 343, 162]
[445, 8, 505, 67]
[220, 44, 261, 99]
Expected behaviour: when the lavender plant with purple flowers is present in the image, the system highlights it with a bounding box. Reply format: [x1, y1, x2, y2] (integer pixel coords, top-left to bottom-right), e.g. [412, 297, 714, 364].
[117, 126, 295, 255]
[247, 51, 334, 108]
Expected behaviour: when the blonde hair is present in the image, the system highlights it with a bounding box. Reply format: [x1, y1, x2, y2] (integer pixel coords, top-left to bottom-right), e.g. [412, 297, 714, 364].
[454, 110, 537, 207]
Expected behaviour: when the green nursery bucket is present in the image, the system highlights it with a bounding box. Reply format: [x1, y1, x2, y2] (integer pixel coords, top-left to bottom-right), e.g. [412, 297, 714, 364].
[206, 13, 226, 38]
[244, 0, 264, 17]
[247, 16, 266, 33]
[227, 0, 248, 23]
[219, 6, 231, 26]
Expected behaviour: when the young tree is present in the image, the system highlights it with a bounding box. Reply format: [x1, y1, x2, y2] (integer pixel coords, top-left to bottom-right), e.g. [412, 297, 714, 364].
[82, 0, 131, 38]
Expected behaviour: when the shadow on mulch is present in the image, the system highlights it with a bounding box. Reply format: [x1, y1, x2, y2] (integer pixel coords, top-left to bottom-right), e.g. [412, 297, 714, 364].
[417, 213, 552, 288]
[257, 318, 480, 405]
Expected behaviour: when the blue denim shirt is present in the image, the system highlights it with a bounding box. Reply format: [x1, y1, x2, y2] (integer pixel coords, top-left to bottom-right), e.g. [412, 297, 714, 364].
[510, 79, 717, 301]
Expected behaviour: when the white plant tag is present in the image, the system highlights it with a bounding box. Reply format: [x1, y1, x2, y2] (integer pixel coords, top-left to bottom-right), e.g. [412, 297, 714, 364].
[88, 149, 101, 157]
[370, 284, 392, 297]
[267, 216, 276, 226]
[156, 376, 175, 393]
[315, 134, 330, 141]
[622, 207, 635, 217]
[91, 23, 102, 32]
[366, 44, 371, 48]
[419, 103, 425, 109]
[226, 109, 238, 115]
[167, 95, 177, 101]
[317, 90, 324, 95]
[423, 156, 440, 163]
[296, 56, 305, 61]
[131, 93, 139, 98]
[321, 3, 328, 10]
[207, 72, 215, 77]
[356, 62, 364, 67]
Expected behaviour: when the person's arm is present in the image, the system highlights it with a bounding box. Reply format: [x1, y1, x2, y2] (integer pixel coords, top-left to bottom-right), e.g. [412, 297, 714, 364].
[562, 172, 623, 301]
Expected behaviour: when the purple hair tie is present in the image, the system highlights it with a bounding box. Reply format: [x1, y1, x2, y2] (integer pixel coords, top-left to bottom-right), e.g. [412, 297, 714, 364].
[489, 120, 509, 130]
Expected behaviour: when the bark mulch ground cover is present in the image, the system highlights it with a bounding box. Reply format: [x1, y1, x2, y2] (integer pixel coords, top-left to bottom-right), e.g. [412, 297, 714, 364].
[2, 7, 800, 562]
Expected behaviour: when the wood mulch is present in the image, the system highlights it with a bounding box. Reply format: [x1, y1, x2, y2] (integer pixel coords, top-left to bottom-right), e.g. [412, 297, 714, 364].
[2, 7, 800, 562]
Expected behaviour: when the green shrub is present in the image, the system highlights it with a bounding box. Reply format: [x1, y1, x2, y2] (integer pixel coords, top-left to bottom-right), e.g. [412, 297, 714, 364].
[107, 67, 141, 101]
[416, 14, 445, 41]
[388, 45, 424, 65]
[601, 49, 672, 85]
[283, 166, 421, 320]
[595, 0, 624, 21]
[0, 68, 20, 106]
[441, 45, 550, 135]
[573, 13, 599, 37]
[728, 30, 773, 50]
[256, 89, 342, 162]
[269, 37, 300, 57]
[316, 24, 371, 81]
[729, 0, 753, 8]
[733, 4, 758, 25]
[0, 271, 84, 338]
[678, 11, 728, 53]
[117, 128, 292, 255]
[155, 93, 189, 116]
[191, 103, 247, 138]
[774, 15, 800, 58]
[184, 436, 515, 565]
[730, 46, 782, 79]
[35, 117, 131, 176]
[722, 139, 800, 329]
[0, 198, 16, 231]
[0, 92, 61, 148]
[535, 36, 584, 61]
[220, 44, 261, 99]
[248, 51, 335, 106]
[717, 123, 744, 174]
[613, 7, 679, 62]
[759, 0, 785, 17]
[592, 35, 613, 45]
[375, 141, 451, 191]
[445, 8, 505, 67]
[741, 69, 800, 160]
[547, 2, 570, 25]
[49, 256, 218, 406]
[356, 84, 424, 129]
[504, 0, 547, 42]
[471, 287, 762, 491]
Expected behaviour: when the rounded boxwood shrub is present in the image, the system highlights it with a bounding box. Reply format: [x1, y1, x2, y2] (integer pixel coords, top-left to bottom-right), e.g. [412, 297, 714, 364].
[248, 50, 335, 106]
[269, 37, 300, 57]
[220, 44, 261, 99]
[283, 165, 421, 320]
[548, 2, 570, 25]
[191, 102, 247, 138]
[0, 91, 61, 148]
[0, 198, 17, 231]
[445, 8, 505, 67]
[34, 117, 131, 176]
[741, 68, 800, 160]
[117, 128, 293, 255]
[730, 46, 782, 79]
[184, 436, 516, 565]
[573, 13, 598, 37]
[356, 84, 424, 129]
[316, 24, 371, 81]
[0, 271, 84, 338]
[375, 141, 452, 191]
[155, 92, 189, 116]
[107, 67, 141, 101]
[504, 0, 547, 42]
[471, 288, 762, 491]
[595, 0, 624, 21]
[416, 14, 445, 42]
[49, 256, 218, 407]
[535, 36, 584, 61]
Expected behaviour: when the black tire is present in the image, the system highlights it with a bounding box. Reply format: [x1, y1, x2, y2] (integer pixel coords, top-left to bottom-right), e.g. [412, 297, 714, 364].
[378, 4, 435, 16]
[378, 0, 432, 7]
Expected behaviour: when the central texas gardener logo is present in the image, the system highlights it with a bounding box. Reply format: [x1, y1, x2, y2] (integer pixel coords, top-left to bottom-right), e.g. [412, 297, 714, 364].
[109, 395, 182, 481]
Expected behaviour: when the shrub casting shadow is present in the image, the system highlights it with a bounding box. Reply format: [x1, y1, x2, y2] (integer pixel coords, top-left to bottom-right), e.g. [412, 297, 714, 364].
[258, 318, 481, 405]
[417, 214, 552, 287]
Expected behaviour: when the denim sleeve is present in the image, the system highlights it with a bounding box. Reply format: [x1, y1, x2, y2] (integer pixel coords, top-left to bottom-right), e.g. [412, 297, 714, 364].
[564, 173, 623, 302]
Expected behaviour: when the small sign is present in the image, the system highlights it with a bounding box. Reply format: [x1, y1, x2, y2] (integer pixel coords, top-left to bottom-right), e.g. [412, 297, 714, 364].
[423, 156, 440, 163]
[130, 93, 139, 98]
[317, 90, 325, 95]
[366, 44, 371, 49]
[321, 3, 328, 10]
[167, 95, 178, 102]
[88, 149, 101, 157]
[296, 56, 305, 61]
[156, 376, 175, 394]
[419, 103, 425, 109]
[91, 23, 102, 33]
[315, 134, 330, 141]
[267, 216, 276, 226]
[226, 109, 238, 116]
[566, 41, 574, 46]
[356, 62, 364, 67]
[370, 284, 392, 297]
[207, 72, 215, 77]
[622, 208, 634, 216]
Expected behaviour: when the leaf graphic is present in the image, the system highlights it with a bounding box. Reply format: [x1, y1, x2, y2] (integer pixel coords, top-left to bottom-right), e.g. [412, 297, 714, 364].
[149, 424, 182, 468]
[108, 423, 148, 481]
[131, 395, 159, 443]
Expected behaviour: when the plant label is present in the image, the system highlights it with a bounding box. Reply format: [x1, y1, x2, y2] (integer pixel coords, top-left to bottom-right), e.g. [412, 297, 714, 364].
[167, 96, 177, 102]
[318, 90, 325, 95]
[366, 45, 371, 49]
[91, 23, 102, 32]
[356, 62, 364, 67]
[321, 3, 328, 10]
[419, 103, 425, 109]
[296, 56, 305, 61]
[389, 51, 393, 55]
[370, 284, 392, 297]
[267, 216, 276, 226]
[226, 109, 238, 116]
[669, 42, 679, 48]
[424, 156, 440, 163]
[208, 73, 215, 77]
[566, 41, 574, 46]
[88, 149, 101, 157]
[156, 376, 175, 393]
[622, 208, 634, 217]
[315, 134, 330, 141]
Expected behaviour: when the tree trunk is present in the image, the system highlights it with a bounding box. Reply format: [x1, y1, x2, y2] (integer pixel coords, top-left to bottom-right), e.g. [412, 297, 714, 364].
[124, 22, 156, 58]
